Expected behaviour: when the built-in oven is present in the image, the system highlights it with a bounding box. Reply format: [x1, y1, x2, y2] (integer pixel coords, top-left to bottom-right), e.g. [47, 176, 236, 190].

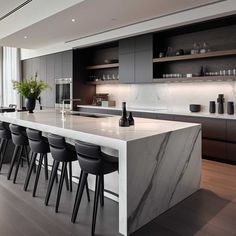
[55, 78, 72, 109]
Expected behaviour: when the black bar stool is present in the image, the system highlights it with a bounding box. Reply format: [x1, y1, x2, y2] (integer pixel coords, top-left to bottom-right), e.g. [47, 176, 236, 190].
[71, 141, 118, 236]
[24, 128, 49, 197]
[45, 134, 90, 213]
[0, 122, 12, 171]
[7, 124, 30, 183]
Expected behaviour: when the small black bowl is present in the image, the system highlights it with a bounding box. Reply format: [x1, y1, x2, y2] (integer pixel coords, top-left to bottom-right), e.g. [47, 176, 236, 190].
[189, 104, 201, 112]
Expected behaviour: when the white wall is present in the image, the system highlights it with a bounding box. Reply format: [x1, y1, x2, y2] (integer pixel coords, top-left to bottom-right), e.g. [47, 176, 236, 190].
[96, 81, 236, 113]
[21, 0, 236, 60]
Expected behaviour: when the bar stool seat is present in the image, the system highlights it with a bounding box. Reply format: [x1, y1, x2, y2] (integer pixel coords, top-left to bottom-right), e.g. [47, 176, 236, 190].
[45, 134, 90, 213]
[71, 140, 118, 236]
[0, 122, 12, 171]
[23, 128, 50, 197]
[7, 124, 30, 184]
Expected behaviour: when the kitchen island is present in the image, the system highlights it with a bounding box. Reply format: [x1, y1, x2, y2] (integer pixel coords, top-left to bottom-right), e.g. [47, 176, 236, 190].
[0, 110, 201, 236]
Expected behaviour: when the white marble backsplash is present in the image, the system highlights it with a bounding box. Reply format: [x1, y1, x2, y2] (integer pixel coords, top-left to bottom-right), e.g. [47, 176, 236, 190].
[96, 81, 236, 113]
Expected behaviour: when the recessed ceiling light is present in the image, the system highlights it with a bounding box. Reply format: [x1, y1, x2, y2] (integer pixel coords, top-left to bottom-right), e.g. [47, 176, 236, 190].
[24, 35, 28, 39]
[71, 18, 76, 22]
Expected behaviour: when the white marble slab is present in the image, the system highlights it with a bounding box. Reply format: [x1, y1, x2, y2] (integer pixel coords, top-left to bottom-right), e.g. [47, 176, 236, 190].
[0, 110, 201, 236]
[95, 81, 236, 120]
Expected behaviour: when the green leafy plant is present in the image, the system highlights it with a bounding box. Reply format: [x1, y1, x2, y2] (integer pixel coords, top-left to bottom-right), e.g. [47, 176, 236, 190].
[12, 73, 50, 99]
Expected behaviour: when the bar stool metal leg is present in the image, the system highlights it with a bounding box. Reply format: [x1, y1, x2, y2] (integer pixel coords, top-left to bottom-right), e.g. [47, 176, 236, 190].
[45, 160, 60, 206]
[7, 145, 20, 180]
[32, 153, 44, 197]
[0, 139, 8, 171]
[44, 153, 48, 180]
[55, 162, 67, 212]
[100, 175, 104, 207]
[69, 162, 73, 192]
[92, 175, 101, 236]
[71, 171, 88, 223]
[13, 146, 24, 184]
[23, 152, 37, 191]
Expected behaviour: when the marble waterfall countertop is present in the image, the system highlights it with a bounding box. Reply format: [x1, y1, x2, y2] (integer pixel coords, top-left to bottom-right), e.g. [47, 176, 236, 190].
[0, 109, 199, 143]
[77, 104, 236, 120]
[0, 110, 201, 236]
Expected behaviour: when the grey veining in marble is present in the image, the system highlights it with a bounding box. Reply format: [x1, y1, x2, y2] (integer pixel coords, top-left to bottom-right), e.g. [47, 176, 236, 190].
[126, 125, 201, 234]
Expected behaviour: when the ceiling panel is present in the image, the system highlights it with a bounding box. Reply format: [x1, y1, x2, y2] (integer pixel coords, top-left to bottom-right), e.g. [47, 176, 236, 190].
[0, 0, 28, 19]
[0, 0, 226, 49]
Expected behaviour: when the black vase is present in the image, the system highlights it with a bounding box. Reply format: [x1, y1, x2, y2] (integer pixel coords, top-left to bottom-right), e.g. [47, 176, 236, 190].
[209, 101, 216, 113]
[25, 98, 36, 113]
[119, 102, 129, 127]
[227, 101, 234, 115]
[128, 112, 134, 125]
[217, 94, 224, 114]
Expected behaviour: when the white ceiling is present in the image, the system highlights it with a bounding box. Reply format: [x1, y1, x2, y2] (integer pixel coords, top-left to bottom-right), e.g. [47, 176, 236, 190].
[0, 0, 225, 49]
[0, 0, 26, 19]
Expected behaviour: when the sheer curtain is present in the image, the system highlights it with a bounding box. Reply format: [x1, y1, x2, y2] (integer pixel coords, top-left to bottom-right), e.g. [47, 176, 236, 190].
[2, 47, 21, 108]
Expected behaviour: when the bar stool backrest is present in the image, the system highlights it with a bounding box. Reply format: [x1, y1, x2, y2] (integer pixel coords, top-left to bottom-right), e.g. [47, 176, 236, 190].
[9, 124, 28, 146]
[48, 134, 76, 162]
[0, 122, 11, 140]
[26, 128, 50, 154]
[75, 141, 103, 175]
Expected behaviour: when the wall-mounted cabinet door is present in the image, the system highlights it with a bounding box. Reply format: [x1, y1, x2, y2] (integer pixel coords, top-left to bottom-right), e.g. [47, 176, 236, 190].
[54, 53, 62, 79]
[119, 53, 135, 83]
[135, 50, 153, 83]
[46, 55, 55, 107]
[62, 50, 72, 78]
[22, 59, 32, 79]
[39, 56, 47, 106]
[119, 34, 153, 84]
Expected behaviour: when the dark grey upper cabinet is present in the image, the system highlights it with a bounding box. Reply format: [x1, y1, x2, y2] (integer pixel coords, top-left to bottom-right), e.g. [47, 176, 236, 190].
[119, 53, 135, 83]
[119, 34, 153, 84]
[54, 53, 62, 79]
[135, 50, 153, 83]
[62, 50, 72, 78]
[135, 34, 153, 52]
[119, 37, 135, 54]
[46, 55, 55, 107]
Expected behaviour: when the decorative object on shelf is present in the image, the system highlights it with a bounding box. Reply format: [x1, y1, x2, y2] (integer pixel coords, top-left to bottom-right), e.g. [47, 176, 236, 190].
[200, 42, 210, 54]
[101, 100, 116, 107]
[104, 59, 118, 64]
[217, 94, 225, 114]
[190, 43, 200, 54]
[175, 49, 184, 56]
[209, 101, 216, 113]
[12, 73, 50, 113]
[159, 52, 165, 58]
[189, 104, 201, 112]
[119, 102, 129, 127]
[166, 46, 173, 57]
[128, 112, 134, 125]
[91, 93, 109, 106]
[200, 66, 207, 76]
[227, 101, 234, 115]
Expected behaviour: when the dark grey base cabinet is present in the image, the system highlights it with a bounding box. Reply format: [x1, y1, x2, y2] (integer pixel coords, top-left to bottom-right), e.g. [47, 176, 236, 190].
[77, 107, 236, 164]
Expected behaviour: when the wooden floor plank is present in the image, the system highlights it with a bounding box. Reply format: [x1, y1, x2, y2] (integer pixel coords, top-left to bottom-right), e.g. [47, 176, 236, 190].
[0, 159, 235, 236]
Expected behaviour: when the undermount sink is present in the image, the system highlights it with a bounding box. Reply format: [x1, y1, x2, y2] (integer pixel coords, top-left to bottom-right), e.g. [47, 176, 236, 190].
[70, 112, 110, 118]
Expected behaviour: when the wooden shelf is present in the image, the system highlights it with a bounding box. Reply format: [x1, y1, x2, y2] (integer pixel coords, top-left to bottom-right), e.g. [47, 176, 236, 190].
[86, 63, 119, 70]
[153, 76, 236, 83]
[87, 80, 119, 85]
[153, 49, 236, 63]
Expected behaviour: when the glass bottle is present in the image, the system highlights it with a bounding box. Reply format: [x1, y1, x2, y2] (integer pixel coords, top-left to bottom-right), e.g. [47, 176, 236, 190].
[128, 112, 134, 125]
[119, 102, 129, 127]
